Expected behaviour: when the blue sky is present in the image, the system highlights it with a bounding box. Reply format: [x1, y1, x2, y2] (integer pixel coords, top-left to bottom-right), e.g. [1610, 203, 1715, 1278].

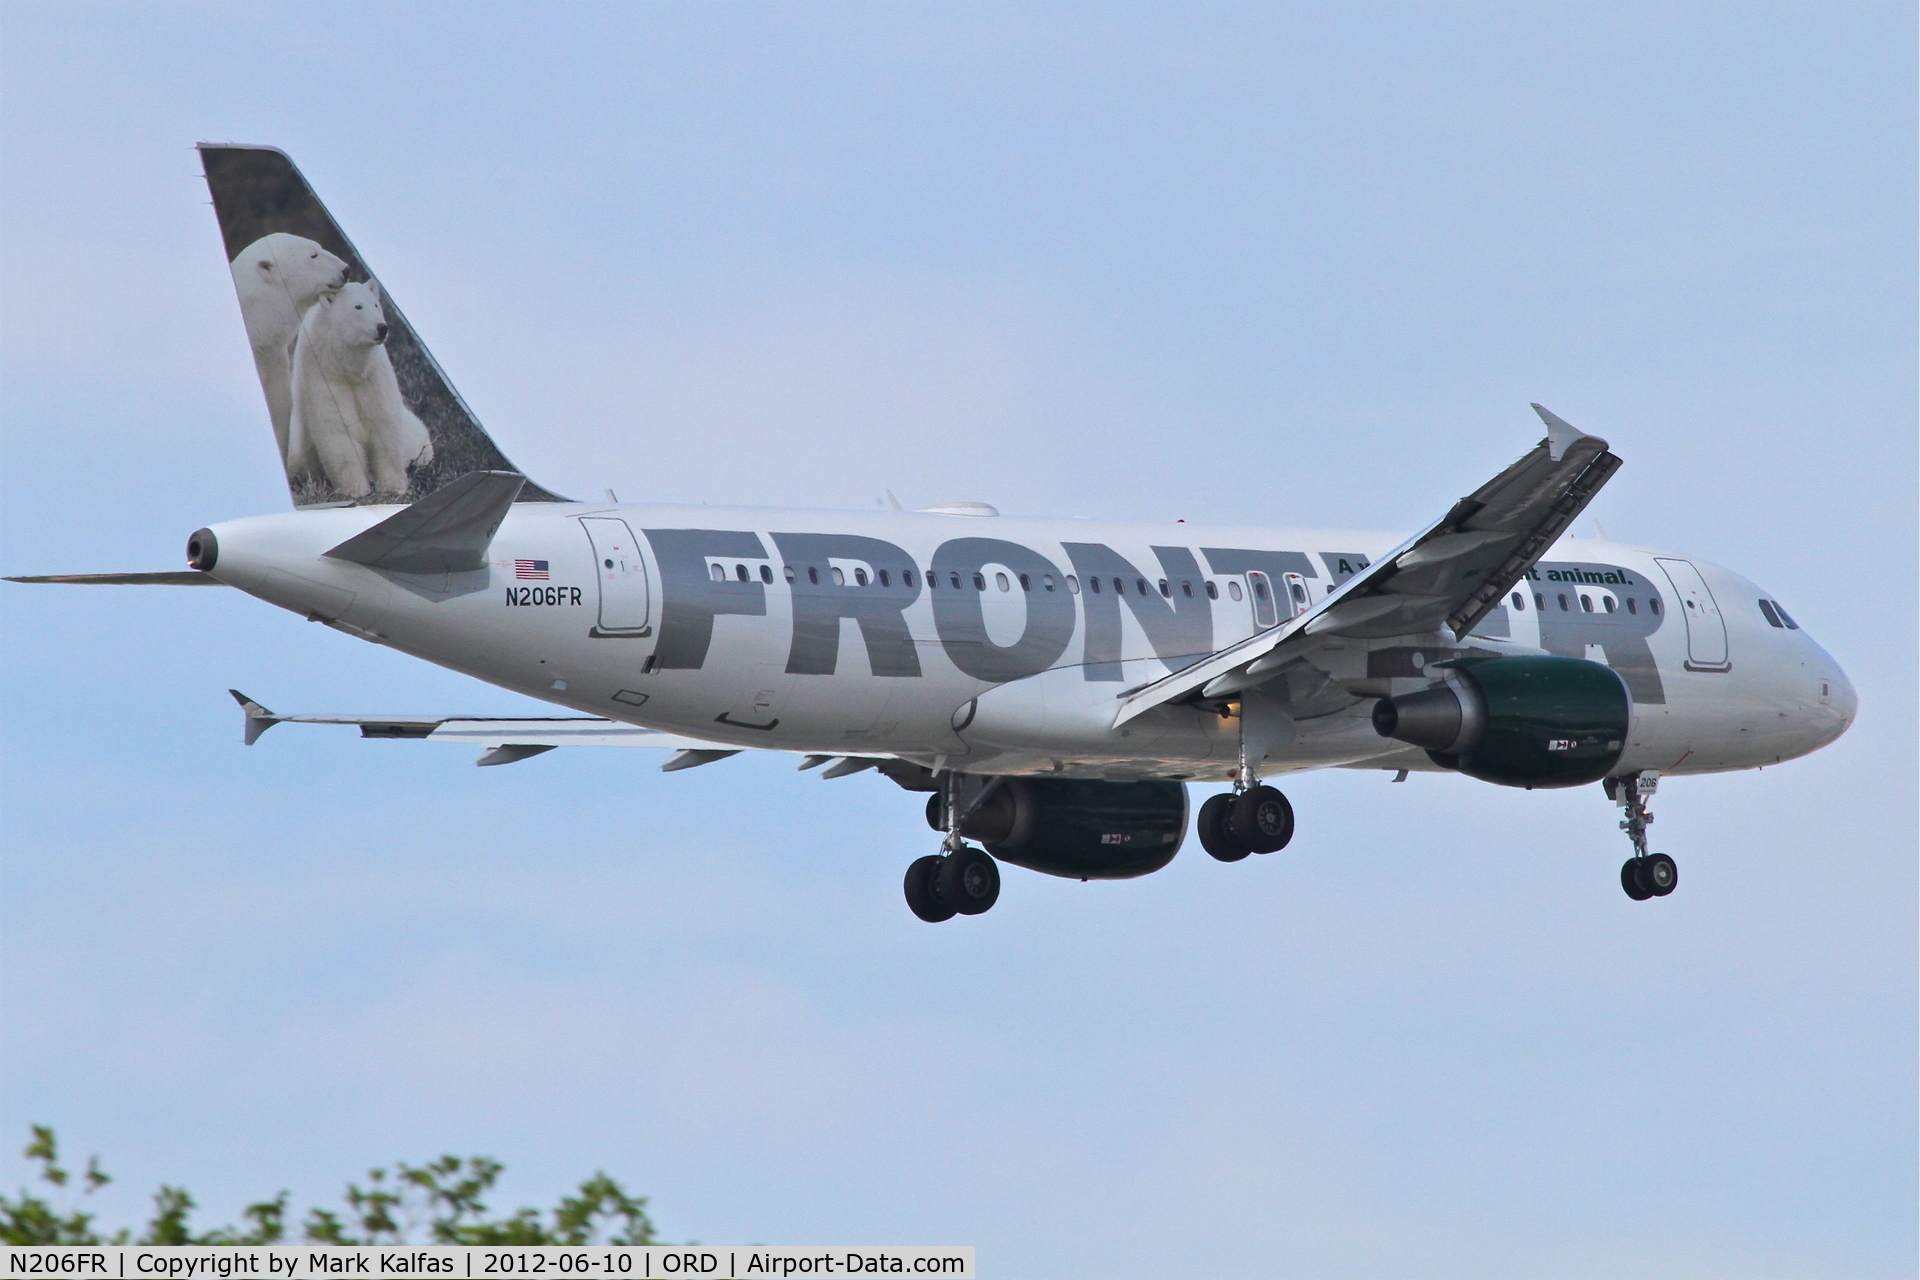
[1, 4, 1913, 1275]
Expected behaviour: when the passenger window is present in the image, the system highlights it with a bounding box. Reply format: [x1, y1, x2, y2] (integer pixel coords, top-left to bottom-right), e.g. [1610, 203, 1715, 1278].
[995, 572, 1010, 591]
[1290, 582, 1308, 604]
[1626, 597, 1637, 614]
[1136, 578, 1149, 596]
[1603, 597, 1615, 613]
[1253, 580, 1270, 601]
[1510, 592, 1525, 610]
[974, 573, 986, 591]
[951, 572, 962, 590]
[878, 569, 890, 588]
[1558, 594, 1569, 611]
[903, 569, 915, 588]
[1774, 602, 1799, 629]
[832, 567, 846, 587]
[1019, 573, 1032, 591]
[1182, 581, 1193, 597]
[1649, 597, 1660, 615]
[1534, 593, 1545, 610]
[1205, 581, 1218, 599]
[1066, 575, 1080, 594]
[760, 564, 773, 584]
[1228, 581, 1243, 601]
[1089, 576, 1102, 593]
[736, 564, 750, 583]
[1158, 579, 1171, 597]
[784, 564, 797, 583]
[709, 563, 725, 582]
[1042, 574, 1056, 592]
[1579, 594, 1592, 612]
[854, 567, 869, 587]
[808, 567, 820, 585]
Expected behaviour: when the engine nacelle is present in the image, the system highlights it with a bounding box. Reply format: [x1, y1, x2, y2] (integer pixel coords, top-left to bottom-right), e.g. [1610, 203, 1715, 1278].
[1371, 655, 1630, 789]
[928, 778, 1187, 880]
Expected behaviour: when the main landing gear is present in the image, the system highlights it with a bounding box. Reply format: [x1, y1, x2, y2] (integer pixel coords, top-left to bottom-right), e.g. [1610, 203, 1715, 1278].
[904, 775, 1002, 923]
[1196, 778, 1295, 862]
[1607, 771, 1676, 900]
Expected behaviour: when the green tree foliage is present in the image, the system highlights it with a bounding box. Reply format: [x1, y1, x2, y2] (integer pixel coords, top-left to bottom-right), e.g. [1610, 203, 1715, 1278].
[0, 1129, 657, 1246]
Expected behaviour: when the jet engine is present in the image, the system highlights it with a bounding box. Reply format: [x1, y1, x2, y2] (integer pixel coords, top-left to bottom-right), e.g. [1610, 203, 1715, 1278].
[1371, 655, 1630, 788]
[927, 778, 1187, 879]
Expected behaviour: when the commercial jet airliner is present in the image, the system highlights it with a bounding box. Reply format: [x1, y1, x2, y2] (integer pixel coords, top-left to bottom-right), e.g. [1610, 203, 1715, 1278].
[9, 146, 1857, 921]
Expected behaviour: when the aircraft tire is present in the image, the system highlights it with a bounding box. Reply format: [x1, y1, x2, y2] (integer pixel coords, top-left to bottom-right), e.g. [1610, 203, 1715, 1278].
[905, 854, 956, 922]
[1231, 785, 1294, 854]
[937, 846, 1001, 916]
[1198, 793, 1248, 862]
[1644, 853, 1678, 897]
[1620, 857, 1654, 901]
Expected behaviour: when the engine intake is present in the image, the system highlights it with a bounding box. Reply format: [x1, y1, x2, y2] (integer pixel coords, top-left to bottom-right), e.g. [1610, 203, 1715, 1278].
[929, 778, 1187, 880]
[1373, 655, 1630, 789]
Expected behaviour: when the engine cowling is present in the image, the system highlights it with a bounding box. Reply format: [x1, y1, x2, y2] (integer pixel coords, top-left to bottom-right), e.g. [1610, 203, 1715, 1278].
[927, 778, 1187, 880]
[1371, 655, 1630, 789]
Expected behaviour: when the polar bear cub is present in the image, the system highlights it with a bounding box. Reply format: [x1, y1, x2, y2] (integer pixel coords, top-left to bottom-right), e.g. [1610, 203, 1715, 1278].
[229, 233, 350, 471]
[289, 279, 434, 499]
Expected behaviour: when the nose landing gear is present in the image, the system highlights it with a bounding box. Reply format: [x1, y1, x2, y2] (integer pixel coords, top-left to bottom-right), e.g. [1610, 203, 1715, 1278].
[1607, 771, 1676, 900]
[903, 774, 1003, 922]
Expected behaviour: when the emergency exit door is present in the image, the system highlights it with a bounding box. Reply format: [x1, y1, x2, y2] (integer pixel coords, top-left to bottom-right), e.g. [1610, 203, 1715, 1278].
[581, 518, 651, 636]
[1245, 571, 1280, 629]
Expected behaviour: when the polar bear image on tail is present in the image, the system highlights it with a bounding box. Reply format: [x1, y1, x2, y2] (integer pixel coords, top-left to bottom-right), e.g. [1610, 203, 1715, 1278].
[229, 233, 351, 473]
[289, 279, 435, 500]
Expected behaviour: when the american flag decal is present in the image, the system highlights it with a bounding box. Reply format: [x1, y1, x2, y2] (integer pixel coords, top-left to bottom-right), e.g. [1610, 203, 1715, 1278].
[514, 559, 550, 580]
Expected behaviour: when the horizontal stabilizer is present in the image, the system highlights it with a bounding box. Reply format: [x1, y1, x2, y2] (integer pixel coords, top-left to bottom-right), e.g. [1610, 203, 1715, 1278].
[5, 571, 225, 585]
[325, 471, 525, 574]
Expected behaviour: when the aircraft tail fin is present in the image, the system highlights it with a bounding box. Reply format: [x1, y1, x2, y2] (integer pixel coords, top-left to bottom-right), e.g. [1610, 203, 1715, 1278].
[198, 145, 564, 508]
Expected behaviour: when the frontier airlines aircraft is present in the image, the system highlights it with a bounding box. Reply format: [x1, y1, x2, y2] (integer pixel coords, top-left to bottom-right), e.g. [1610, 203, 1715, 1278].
[10, 146, 1856, 922]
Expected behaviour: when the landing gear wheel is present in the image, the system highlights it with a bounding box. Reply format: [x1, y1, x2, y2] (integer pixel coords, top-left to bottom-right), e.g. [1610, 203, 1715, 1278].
[905, 854, 956, 922]
[1198, 793, 1248, 862]
[1621, 857, 1653, 900]
[1643, 852, 1677, 897]
[1230, 785, 1294, 854]
[937, 846, 1001, 915]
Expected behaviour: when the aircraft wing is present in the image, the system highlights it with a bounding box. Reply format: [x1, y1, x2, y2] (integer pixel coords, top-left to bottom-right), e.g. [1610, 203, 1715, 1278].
[1113, 405, 1621, 727]
[228, 691, 902, 777]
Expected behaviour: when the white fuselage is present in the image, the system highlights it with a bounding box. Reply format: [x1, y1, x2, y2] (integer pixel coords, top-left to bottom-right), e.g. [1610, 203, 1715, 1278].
[203, 501, 1855, 783]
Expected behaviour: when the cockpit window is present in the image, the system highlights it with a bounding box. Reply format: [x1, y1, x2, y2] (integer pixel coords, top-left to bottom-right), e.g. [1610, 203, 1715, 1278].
[1773, 601, 1799, 629]
[1758, 599, 1783, 628]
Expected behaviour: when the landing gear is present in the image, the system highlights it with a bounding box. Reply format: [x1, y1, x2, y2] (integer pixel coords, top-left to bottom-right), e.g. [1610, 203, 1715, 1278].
[1607, 772, 1676, 900]
[904, 774, 1004, 922]
[1198, 793, 1247, 861]
[1200, 782, 1295, 862]
[1620, 852, 1677, 900]
[904, 855, 956, 922]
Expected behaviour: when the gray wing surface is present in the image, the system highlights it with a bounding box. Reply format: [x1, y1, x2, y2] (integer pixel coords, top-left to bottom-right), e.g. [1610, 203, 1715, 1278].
[1113, 405, 1621, 726]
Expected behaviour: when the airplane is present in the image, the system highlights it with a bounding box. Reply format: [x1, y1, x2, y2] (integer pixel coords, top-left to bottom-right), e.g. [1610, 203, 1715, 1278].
[7, 145, 1857, 922]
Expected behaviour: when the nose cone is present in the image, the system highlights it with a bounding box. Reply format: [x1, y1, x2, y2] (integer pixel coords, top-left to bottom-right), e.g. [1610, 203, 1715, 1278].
[1825, 658, 1858, 738]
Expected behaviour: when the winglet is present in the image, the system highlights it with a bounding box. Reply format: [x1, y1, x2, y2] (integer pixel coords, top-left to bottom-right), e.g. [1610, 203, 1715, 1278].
[230, 689, 281, 746]
[324, 470, 525, 574]
[1531, 403, 1587, 462]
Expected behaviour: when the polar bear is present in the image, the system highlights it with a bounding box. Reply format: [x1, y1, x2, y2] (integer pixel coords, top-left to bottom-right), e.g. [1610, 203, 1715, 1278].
[229, 233, 351, 472]
[288, 279, 435, 499]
